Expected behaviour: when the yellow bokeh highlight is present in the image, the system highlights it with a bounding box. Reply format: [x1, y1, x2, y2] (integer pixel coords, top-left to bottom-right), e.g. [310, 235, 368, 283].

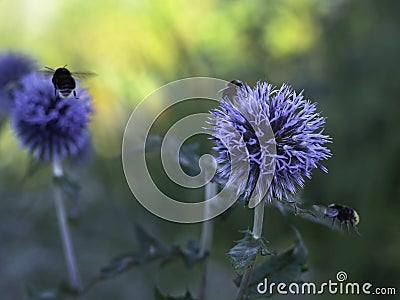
[263, 0, 320, 58]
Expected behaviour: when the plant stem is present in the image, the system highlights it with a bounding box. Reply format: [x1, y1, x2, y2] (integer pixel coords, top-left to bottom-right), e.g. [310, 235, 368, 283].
[252, 200, 265, 239]
[198, 181, 217, 300]
[52, 160, 83, 292]
[235, 265, 254, 300]
[235, 200, 265, 300]
[199, 182, 216, 256]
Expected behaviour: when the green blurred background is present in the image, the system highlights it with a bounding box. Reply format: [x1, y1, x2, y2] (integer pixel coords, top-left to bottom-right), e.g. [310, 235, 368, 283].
[0, 0, 399, 299]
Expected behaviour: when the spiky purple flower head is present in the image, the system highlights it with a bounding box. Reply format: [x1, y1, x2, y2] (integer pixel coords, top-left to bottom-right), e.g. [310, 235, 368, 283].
[210, 81, 331, 203]
[12, 73, 92, 162]
[0, 52, 36, 113]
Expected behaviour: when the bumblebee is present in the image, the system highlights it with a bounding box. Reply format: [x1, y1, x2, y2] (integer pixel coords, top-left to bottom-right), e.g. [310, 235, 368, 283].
[227, 79, 244, 88]
[220, 79, 245, 99]
[323, 204, 360, 235]
[40, 66, 95, 99]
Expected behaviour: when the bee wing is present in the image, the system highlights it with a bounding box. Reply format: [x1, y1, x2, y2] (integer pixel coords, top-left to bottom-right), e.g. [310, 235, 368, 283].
[38, 69, 55, 77]
[312, 204, 339, 218]
[71, 71, 98, 79]
[324, 206, 339, 217]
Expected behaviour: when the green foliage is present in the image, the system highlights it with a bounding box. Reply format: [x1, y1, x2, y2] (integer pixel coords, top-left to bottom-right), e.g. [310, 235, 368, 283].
[99, 225, 204, 280]
[244, 231, 308, 299]
[99, 225, 168, 279]
[25, 282, 79, 300]
[272, 199, 316, 218]
[228, 230, 271, 275]
[178, 239, 203, 269]
[154, 287, 196, 300]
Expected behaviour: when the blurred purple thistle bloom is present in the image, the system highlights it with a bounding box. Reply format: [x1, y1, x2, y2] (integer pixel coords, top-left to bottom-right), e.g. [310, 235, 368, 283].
[12, 73, 93, 162]
[210, 81, 331, 203]
[0, 52, 36, 114]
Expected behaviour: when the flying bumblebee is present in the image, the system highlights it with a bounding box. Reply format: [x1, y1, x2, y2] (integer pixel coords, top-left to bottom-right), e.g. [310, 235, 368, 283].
[321, 203, 360, 235]
[40, 66, 96, 99]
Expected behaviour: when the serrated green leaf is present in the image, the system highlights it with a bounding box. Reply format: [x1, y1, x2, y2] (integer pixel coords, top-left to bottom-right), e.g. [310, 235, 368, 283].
[178, 239, 204, 268]
[134, 224, 170, 261]
[99, 225, 170, 279]
[154, 287, 196, 300]
[99, 254, 139, 279]
[272, 198, 316, 218]
[97, 226, 206, 289]
[228, 230, 271, 275]
[245, 230, 308, 299]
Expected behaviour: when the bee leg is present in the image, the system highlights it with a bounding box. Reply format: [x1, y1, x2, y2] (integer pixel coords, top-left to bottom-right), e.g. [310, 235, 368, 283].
[292, 203, 298, 215]
[73, 90, 79, 99]
[339, 222, 342, 230]
[331, 218, 335, 227]
[346, 221, 350, 232]
[354, 226, 361, 236]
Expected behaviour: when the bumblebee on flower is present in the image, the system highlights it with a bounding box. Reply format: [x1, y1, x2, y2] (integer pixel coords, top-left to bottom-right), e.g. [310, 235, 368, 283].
[11, 73, 93, 162]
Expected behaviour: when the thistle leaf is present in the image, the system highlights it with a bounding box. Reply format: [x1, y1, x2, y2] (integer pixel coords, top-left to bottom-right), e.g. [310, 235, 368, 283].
[228, 230, 271, 275]
[99, 225, 170, 279]
[245, 230, 308, 299]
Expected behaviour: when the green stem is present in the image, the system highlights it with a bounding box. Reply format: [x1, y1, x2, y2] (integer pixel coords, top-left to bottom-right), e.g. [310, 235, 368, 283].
[252, 200, 265, 239]
[52, 160, 83, 292]
[199, 182, 216, 256]
[198, 181, 217, 300]
[235, 200, 265, 300]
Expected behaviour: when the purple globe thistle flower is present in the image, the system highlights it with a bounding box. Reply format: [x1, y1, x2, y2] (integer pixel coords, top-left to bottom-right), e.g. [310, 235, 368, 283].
[210, 81, 331, 204]
[0, 52, 36, 114]
[12, 73, 92, 162]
